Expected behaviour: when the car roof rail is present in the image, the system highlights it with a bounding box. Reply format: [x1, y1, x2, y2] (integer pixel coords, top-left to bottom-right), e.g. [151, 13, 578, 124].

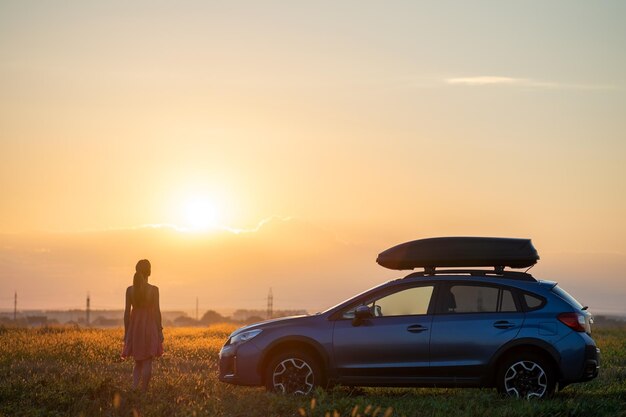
[403, 268, 537, 282]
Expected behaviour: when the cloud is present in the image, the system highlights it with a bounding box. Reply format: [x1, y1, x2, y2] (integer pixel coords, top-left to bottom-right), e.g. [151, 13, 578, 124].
[86, 216, 296, 235]
[223, 216, 294, 234]
[445, 76, 618, 90]
[447, 76, 528, 86]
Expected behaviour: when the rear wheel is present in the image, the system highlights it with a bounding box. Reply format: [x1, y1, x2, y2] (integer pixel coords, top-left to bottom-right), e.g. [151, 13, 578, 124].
[264, 350, 322, 395]
[497, 353, 555, 399]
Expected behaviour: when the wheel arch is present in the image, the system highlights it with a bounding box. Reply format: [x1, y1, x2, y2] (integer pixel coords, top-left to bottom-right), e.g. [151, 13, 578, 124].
[258, 336, 329, 384]
[488, 338, 561, 385]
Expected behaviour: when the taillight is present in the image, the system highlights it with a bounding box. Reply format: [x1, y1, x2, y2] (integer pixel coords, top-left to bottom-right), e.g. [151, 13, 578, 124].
[558, 312, 586, 332]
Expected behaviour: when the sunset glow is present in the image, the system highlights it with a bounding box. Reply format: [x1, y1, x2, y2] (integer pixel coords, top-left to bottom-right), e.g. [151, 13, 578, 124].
[0, 1, 625, 316]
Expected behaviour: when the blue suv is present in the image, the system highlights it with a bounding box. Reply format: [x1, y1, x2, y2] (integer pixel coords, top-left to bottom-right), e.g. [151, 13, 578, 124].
[219, 237, 600, 399]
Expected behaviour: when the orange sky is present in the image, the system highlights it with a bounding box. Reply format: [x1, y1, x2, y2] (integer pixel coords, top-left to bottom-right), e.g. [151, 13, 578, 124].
[1, 1, 625, 315]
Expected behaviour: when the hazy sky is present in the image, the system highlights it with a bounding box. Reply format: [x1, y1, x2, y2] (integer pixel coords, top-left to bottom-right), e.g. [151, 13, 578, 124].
[1, 1, 625, 314]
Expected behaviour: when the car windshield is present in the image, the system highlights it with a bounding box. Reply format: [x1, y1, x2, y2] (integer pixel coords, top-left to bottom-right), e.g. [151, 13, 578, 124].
[552, 285, 584, 310]
[320, 281, 391, 314]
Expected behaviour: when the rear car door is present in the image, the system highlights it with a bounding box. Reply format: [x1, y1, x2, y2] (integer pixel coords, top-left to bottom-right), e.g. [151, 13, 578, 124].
[429, 282, 524, 382]
[332, 283, 435, 384]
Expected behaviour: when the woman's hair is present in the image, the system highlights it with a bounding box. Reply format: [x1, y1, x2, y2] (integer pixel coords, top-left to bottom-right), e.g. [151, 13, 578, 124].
[132, 259, 151, 307]
[136, 259, 151, 276]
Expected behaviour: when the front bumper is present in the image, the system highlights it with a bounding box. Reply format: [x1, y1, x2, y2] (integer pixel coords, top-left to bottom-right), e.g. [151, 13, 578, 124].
[218, 341, 264, 386]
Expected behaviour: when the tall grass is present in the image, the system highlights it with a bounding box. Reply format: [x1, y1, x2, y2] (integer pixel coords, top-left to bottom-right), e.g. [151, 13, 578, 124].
[0, 324, 624, 417]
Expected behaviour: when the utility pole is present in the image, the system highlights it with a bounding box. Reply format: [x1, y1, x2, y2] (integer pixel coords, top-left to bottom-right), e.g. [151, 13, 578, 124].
[13, 291, 17, 321]
[86, 292, 90, 327]
[267, 288, 273, 320]
[196, 297, 199, 322]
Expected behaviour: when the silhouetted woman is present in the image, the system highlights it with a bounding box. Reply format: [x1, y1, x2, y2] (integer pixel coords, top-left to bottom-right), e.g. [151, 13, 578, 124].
[122, 259, 164, 391]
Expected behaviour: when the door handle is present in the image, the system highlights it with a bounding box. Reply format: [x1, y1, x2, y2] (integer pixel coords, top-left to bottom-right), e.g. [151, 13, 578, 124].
[407, 324, 428, 333]
[493, 320, 515, 329]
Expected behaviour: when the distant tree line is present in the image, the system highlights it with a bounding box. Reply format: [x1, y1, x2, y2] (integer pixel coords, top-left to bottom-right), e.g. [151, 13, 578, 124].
[0, 308, 308, 328]
[170, 308, 307, 327]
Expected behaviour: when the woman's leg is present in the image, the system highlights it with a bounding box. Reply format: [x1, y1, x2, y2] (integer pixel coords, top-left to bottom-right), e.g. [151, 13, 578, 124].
[141, 358, 153, 391]
[133, 360, 143, 389]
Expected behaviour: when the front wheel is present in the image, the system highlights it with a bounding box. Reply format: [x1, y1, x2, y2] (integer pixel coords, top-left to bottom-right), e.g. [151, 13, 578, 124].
[497, 353, 555, 399]
[265, 350, 323, 395]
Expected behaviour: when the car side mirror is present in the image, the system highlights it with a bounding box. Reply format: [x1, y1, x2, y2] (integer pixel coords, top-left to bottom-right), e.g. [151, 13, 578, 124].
[352, 305, 372, 327]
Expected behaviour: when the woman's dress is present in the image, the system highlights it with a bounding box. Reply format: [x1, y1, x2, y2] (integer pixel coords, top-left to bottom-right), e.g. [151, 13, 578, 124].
[122, 285, 163, 361]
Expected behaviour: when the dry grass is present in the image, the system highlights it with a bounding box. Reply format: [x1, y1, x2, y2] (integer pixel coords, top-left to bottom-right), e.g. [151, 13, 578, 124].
[1, 324, 625, 417]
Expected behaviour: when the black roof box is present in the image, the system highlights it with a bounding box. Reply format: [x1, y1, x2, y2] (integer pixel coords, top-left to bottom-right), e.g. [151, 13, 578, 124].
[376, 237, 539, 271]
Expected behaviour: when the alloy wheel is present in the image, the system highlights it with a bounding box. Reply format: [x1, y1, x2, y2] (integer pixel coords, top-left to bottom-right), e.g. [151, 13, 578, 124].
[271, 358, 315, 394]
[503, 360, 548, 399]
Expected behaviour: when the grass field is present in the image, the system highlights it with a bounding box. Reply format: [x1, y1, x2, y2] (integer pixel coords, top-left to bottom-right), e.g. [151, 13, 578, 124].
[0, 324, 624, 417]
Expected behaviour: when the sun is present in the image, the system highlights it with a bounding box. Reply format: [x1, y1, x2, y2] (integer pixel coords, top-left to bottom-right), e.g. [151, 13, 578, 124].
[182, 197, 220, 231]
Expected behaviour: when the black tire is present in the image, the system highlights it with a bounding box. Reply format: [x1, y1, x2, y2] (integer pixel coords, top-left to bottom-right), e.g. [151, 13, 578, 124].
[264, 350, 323, 395]
[496, 352, 556, 399]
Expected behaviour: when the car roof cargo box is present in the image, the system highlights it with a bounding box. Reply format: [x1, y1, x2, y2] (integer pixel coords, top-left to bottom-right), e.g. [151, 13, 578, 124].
[376, 237, 539, 271]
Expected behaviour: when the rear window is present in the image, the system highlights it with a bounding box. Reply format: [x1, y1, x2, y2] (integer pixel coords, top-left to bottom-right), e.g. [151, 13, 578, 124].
[552, 285, 584, 309]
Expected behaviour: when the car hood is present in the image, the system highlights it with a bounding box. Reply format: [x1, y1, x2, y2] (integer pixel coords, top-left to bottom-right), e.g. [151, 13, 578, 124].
[229, 315, 309, 337]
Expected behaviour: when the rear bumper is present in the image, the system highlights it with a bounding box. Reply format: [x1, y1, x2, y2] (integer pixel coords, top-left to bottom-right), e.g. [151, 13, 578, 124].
[580, 345, 600, 381]
[556, 331, 600, 383]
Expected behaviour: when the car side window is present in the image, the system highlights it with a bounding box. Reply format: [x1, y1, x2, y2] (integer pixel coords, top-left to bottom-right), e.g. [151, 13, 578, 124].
[500, 289, 518, 312]
[445, 285, 519, 313]
[342, 285, 434, 318]
[523, 293, 545, 311]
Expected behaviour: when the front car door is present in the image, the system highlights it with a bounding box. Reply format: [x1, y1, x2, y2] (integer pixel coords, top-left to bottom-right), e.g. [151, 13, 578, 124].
[331, 283, 435, 385]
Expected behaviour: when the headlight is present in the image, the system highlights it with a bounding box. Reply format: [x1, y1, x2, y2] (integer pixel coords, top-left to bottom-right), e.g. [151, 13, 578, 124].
[230, 329, 262, 345]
